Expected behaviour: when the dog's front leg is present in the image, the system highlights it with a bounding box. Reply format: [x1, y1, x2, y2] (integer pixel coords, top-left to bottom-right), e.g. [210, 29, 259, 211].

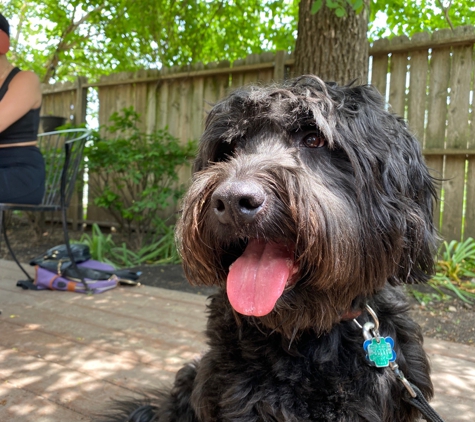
[158, 362, 200, 422]
[102, 363, 200, 422]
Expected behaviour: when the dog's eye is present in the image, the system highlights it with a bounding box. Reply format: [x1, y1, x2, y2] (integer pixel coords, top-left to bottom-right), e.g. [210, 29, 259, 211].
[302, 133, 326, 148]
[214, 140, 236, 162]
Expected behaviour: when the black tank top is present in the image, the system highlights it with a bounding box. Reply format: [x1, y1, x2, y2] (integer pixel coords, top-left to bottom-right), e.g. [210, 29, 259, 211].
[0, 67, 41, 144]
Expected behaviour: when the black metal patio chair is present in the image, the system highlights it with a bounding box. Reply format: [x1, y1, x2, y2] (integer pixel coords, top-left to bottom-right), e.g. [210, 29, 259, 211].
[0, 128, 91, 285]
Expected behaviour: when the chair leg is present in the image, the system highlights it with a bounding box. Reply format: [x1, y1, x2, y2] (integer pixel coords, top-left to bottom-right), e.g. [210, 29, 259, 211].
[1, 211, 33, 281]
[61, 204, 90, 292]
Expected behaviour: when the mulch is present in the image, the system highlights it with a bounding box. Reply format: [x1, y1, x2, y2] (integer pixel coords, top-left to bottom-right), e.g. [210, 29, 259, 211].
[1, 220, 474, 346]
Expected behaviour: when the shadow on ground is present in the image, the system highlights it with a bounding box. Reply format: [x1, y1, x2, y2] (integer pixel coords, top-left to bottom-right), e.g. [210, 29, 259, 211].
[130, 264, 218, 297]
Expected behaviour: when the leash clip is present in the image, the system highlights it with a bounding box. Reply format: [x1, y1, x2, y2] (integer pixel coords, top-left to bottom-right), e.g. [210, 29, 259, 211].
[389, 362, 417, 398]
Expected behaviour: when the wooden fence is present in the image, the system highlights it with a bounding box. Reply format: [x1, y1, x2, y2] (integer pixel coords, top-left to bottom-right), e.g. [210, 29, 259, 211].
[40, 26, 475, 241]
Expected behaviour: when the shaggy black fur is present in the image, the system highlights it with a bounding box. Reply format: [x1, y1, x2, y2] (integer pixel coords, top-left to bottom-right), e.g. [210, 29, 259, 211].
[101, 76, 437, 421]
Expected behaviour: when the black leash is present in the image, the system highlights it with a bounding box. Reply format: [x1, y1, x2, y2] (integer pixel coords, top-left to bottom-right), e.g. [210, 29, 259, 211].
[402, 382, 445, 422]
[353, 305, 446, 422]
[390, 361, 445, 422]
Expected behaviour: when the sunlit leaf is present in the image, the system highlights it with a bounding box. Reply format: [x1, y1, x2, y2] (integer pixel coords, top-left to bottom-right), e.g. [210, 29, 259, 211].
[311, 0, 324, 14]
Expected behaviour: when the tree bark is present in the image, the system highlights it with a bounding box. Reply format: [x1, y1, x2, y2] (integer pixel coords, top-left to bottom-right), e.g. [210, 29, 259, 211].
[293, 0, 369, 85]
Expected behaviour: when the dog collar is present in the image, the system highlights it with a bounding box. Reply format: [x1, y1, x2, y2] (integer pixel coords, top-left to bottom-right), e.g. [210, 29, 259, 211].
[339, 309, 363, 321]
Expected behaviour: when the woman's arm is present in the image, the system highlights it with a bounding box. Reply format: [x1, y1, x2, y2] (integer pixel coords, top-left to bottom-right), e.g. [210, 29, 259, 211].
[0, 70, 42, 133]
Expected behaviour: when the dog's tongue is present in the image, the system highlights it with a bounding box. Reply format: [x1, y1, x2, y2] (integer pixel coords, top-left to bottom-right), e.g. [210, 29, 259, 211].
[227, 239, 294, 317]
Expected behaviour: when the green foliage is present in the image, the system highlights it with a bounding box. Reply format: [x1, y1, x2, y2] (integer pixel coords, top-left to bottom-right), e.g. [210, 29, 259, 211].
[409, 288, 448, 306]
[76, 223, 181, 267]
[407, 238, 475, 305]
[4, 0, 474, 82]
[429, 238, 475, 303]
[3, 0, 299, 83]
[311, 0, 365, 16]
[370, 0, 475, 40]
[86, 107, 196, 250]
[76, 223, 117, 266]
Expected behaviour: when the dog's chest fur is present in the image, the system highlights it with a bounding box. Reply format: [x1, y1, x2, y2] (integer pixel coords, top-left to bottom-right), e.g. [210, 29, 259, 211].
[185, 288, 424, 422]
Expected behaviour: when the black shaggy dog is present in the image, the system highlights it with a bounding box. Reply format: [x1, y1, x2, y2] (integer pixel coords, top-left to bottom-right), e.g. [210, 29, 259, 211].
[105, 75, 439, 422]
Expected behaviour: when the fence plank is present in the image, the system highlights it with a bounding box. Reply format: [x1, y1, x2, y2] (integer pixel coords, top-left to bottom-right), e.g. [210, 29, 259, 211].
[407, 33, 430, 141]
[464, 45, 475, 239]
[388, 51, 408, 117]
[273, 51, 286, 83]
[190, 64, 205, 143]
[466, 158, 475, 240]
[145, 70, 159, 134]
[39, 41, 475, 239]
[231, 59, 245, 89]
[242, 54, 261, 86]
[177, 78, 193, 187]
[442, 44, 473, 241]
[157, 68, 170, 130]
[425, 34, 452, 232]
[257, 52, 275, 84]
[134, 69, 149, 132]
[463, 46, 475, 240]
[166, 70, 183, 140]
[371, 55, 388, 100]
[203, 61, 230, 117]
[371, 38, 390, 98]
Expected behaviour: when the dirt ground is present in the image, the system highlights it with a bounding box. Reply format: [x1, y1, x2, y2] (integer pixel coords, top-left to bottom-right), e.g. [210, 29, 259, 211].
[2, 220, 474, 346]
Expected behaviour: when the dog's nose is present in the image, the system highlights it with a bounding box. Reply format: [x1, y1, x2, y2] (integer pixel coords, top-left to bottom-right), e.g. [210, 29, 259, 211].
[211, 181, 266, 225]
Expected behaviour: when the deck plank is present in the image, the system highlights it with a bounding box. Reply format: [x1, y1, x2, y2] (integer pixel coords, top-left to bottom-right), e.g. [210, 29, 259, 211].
[1, 259, 474, 421]
[0, 260, 207, 421]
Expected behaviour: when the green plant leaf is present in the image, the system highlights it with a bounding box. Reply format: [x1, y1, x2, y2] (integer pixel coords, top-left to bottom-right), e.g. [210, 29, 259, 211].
[335, 7, 346, 17]
[311, 0, 323, 14]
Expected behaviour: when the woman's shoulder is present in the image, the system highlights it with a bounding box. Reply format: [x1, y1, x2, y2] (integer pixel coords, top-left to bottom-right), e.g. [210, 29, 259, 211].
[12, 69, 40, 86]
[8, 69, 42, 108]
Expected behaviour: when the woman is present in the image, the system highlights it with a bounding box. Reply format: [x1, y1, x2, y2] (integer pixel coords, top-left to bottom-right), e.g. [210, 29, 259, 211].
[0, 13, 45, 204]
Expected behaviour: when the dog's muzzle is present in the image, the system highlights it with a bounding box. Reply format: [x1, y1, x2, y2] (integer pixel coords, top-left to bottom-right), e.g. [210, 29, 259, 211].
[211, 180, 266, 226]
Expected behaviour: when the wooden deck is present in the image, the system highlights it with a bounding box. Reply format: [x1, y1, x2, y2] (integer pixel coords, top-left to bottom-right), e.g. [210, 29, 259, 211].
[0, 258, 474, 422]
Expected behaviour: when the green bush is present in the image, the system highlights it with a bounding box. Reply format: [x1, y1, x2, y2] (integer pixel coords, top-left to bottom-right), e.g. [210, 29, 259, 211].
[76, 223, 181, 267]
[410, 237, 475, 305]
[86, 107, 196, 251]
[430, 237, 475, 303]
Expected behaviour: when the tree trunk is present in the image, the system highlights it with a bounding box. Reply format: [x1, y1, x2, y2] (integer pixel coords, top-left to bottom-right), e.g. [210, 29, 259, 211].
[293, 0, 369, 85]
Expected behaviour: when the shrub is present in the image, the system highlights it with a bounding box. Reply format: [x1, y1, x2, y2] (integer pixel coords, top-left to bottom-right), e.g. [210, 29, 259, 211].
[86, 107, 196, 250]
[410, 237, 475, 305]
[76, 223, 181, 267]
[430, 237, 475, 303]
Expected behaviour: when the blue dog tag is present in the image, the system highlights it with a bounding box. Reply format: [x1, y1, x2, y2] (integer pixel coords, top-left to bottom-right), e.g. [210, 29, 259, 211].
[363, 337, 396, 368]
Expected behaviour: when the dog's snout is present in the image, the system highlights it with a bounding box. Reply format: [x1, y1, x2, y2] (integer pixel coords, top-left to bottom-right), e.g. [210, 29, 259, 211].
[211, 181, 266, 225]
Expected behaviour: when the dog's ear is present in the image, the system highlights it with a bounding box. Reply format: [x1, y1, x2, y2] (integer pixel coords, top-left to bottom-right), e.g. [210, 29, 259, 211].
[352, 85, 438, 284]
[343, 85, 437, 284]
[392, 119, 438, 285]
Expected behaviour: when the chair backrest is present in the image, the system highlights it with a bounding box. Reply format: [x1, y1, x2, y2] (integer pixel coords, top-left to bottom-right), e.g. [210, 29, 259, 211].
[38, 129, 90, 207]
